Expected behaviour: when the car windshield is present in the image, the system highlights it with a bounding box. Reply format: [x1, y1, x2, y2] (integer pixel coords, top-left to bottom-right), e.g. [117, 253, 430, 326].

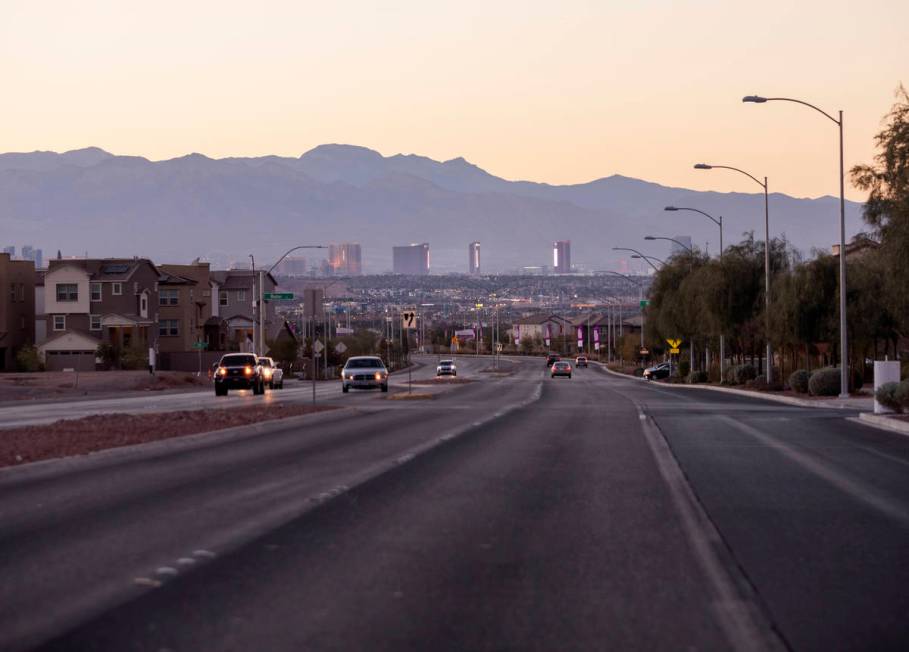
[345, 358, 385, 369]
[440, 361, 453, 366]
[258, 359, 272, 367]
[221, 354, 257, 367]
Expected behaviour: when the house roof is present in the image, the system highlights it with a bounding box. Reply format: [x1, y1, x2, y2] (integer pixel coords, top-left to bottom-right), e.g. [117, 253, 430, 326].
[513, 314, 572, 326]
[39, 331, 102, 352]
[100, 313, 155, 327]
[158, 271, 197, 285]
[46, 257, 159, 282]
[211, 269, 277, 289]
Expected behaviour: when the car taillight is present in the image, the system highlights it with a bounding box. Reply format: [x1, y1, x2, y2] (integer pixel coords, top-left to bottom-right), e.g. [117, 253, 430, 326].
[244, 366, 253, 376]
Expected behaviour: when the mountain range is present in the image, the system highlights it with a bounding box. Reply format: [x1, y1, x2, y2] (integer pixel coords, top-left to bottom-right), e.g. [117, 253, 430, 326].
[0, 145, 865, 273]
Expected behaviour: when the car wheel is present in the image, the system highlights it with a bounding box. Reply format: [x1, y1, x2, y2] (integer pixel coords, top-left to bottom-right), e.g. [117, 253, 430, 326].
[568, 374, 572, 379]
[381, 384, 388, 393]
[215, 386, 226, 397]
[342, 384, 349, 393]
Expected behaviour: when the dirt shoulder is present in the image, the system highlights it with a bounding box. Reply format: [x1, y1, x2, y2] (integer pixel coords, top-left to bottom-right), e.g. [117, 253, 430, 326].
[0, 403, 337, 469]
[0, 370, 210, 404]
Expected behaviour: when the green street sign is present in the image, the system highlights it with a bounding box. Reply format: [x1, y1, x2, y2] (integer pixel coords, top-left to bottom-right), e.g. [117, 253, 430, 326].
[192, 341, 208, 350]
[639, 299, 650, 308]
[264, 292, 294, 300]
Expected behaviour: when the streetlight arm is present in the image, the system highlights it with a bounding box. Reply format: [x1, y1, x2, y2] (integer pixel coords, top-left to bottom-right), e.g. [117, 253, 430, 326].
[667, 206, 721, 227]
[646, 236, 694, 254]
[267, 245, 327, 275]
[594, 270, 643, 287]
[705, 165, 766, 189]
[612, 247, 660, 272]
[748, 96, 840, 125]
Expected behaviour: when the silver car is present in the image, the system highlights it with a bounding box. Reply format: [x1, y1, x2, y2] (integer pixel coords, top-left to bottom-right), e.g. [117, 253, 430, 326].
[341, 356, 389, 393]
[436, 359, 457, 376]
[258, 356, 284, 389]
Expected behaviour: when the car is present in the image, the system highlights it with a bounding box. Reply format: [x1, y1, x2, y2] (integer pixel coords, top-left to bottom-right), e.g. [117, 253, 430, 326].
[213, 353, 265, 396]
[258, 356, 284, 389]
[546, 353, 561, 367]
[643, 362, 672, 380]
[575, 355, 588, 368]
[551, 360, 572, 378]
[436, 359, 457, 376]
[341, 356, 389, 393]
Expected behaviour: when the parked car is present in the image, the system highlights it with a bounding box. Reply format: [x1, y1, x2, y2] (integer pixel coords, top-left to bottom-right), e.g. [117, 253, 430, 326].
[546, 353, 561, 367]
[437, 359, 457, 376]
[575, 355, 588, 368]
[258, 356, 284, 389]
[214, 353, 265, 396]
[643, 362, 672, 380]
[341, 356, 389, 393]
[551, 360, 572, 378]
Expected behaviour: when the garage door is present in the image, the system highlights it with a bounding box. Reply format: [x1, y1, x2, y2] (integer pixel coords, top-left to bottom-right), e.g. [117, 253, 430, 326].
[45, 351, 96, 372]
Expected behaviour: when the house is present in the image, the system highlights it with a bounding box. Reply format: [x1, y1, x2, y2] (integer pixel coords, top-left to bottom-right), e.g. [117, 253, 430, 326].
[35, 269, 46, 345]
[209, 269, 278, 352]
[509, 314, 573, 344]
[38, 258, 160, 371]
[157, 261, 215, 354]
[0, 253, 36, 371]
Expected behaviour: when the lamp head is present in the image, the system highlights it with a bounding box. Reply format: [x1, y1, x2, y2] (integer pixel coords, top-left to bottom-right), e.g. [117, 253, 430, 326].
[644, 236, 656, 241]
[664, 206, 678, 211]
[693, 163, 712, 170]
[742, 95, 768, 103]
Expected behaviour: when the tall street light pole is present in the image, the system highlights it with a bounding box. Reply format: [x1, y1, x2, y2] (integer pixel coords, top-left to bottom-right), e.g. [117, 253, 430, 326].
[695, 163, 774, 385]
[631, 254, 665, 267]
[646, 236, 696, 372]
[665, 206, 725, 381]
[597, 270, 646, 351]
[743, 94, 849, 398]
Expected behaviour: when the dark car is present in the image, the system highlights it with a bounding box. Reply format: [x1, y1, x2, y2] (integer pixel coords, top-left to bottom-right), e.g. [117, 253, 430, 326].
[551, 360, 572, 378]
[643, 362, 672, 380]
[546, 353, 561, 367]
[214, 353, 265, 396]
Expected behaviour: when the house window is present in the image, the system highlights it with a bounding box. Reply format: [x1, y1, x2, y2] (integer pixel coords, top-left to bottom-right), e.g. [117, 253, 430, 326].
[237, 290, 246, 303]
[90, 314, 102, 331]
[56, 283, 78, 302]
[90, 282, 102, 302]
[219, 290, 228, 306]
[140, 294, 148, 317]
[18, 283, 26, 302]
[112, 282, 122, 296]
[8, 284, 15, 302]
[53, 315, 66, 331]
[159, 319, 180, 337]
[159, 289, 179, 306]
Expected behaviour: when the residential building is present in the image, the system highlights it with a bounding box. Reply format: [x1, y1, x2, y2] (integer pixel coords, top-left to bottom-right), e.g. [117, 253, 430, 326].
[0, 253, 36, 371]
[35, 270, 46, 345]
[328, 243, 362, 276]
[157, 261, 215, 354]
[553, 240, 571, 273]
[510, 314, 573, 344]
[468, 241, 481, 275]
[210, 269, 278, 351]
[393, 243, 430, 275]
[38, 258, 160, 371]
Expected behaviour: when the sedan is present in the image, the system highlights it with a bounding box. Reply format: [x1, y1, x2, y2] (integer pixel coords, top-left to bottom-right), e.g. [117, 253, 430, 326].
[258, 356, 284, 389]
[341, 356, 389, 393]
[436, 359, 457, 376]
[643, 362, 672, 380]
[575, 355, 588, 368]
[551, 361, 572, 379]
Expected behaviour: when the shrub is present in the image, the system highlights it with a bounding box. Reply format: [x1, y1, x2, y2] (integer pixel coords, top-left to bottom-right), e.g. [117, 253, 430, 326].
[120, 345, 149, 371]
[732, 364, 757, 385]
[687, 370, 708, 384]
[633, 367, 645, 377]
[808, 368, 841, 396]
[875, 382, 902, 413]
[851, 368, 864, 391]
[788, 369, 811, 394]
[14, 345, 42, 372]
[677, 359, 691, 378]
[895, 380, 909, 411]
[96, 343, 119, 369]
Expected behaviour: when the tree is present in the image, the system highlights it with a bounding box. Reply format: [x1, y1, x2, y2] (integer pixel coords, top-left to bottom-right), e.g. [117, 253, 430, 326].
[851, 85, 909, 337]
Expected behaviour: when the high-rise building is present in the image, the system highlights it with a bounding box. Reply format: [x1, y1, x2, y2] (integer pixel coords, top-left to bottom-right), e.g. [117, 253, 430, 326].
[328, 243, 362, 276]
[20, 245, 43, 269]
[468, 241, 481, 275]
[393, 243, 430, 275]
[553, 240, 571, 273]
[2, 246, 15, 257]
[273, 256, 308, 277]
[671, 235, 693, 255]
[34, 249, 43, 269]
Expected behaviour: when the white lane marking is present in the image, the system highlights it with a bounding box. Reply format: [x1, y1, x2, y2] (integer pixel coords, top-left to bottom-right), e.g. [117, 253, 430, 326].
[720, 416, 909, 527]
[193, 549, 216, 559]
[133, 577, 162, 587]
[155, 566, 178, 577]
[176, 557, 196, 566]
[637, 407, 785, 652]
[857, 445, 909, 469]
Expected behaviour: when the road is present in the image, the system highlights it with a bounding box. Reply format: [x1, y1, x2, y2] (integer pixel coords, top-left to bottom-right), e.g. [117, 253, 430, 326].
[1, 356, 907, 651]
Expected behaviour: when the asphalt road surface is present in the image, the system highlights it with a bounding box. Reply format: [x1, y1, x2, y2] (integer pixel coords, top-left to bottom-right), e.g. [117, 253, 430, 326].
[1, 356, 907, 651]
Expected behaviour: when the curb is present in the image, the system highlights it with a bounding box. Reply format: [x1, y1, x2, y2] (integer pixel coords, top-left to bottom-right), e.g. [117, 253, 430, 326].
[596, 363, 869, 411]
[855, 412, 909, 436]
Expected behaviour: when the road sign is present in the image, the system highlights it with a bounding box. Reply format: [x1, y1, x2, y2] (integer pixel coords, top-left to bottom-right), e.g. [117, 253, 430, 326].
[669, 348, 680, 354]
[640, 347, 650, 355]
[640, 299, 650, 308]
[336, 326, 354, 335]
[191, 341, 208, 350]
[264, 292, 294, 300]
[334, 341, 347, 354]
[496, 343, 503, 353]
[666, 338, 682, 349]
[313, 340, 324, 354]
[402, 311, 417, 329]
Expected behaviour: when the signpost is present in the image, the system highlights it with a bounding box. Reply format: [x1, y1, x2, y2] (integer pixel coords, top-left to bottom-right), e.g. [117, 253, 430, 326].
[401, 311, 416, 330]
[312, 339, 323, 404]
[192, 340, 207, 375]
[640, 299, 650, 309]
[666, 339, 682, 376]
[263, 292, 294, 301]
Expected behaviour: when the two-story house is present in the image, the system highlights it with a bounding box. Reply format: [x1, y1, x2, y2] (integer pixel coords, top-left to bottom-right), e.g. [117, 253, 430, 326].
[0, 253, 36, 371]
[210, 269, 277, 352]
[157, 261, 214, 354]
[38, 258, 160, 370]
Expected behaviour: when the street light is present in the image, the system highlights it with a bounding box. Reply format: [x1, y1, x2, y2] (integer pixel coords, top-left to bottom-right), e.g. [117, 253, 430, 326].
[612, 247, 660, 272]
[665, 206, 726, 381]
[631, 254, 665, 267]
[644, 235, 694, 254]
[695, 162, 774, 385]
[596, 270, 646, 351]
[743, 94, 849, 398]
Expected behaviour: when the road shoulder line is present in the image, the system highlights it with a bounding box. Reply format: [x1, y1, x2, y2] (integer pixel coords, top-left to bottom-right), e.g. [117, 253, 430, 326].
[855, 412, 909, 436]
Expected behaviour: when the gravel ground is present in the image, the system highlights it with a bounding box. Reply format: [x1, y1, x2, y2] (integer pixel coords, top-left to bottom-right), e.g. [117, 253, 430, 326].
[0, 370, 208, 402]
[0, 404, 337, 468]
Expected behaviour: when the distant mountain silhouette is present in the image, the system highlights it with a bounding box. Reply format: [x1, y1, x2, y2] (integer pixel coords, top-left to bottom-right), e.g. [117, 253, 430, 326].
[0, 144, 864, 272]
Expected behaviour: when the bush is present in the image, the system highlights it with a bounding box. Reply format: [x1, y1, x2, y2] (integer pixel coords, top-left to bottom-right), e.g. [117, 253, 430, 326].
[14, 345, 42, 372]
[633, 367, 645, 377]
[120, 345, 149, 370]
[808, 368, 841, 396]
[678, 359, 691, 378]
[851, 368, 864, 391]
[788, 369, 811, 394]
[876, 382, 903, 413]
[895, 380, 909, 411]
[687, 370, 708, 384]
[731, 364, 757, 385]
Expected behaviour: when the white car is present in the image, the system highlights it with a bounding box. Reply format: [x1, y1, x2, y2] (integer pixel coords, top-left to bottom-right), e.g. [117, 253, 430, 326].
[258, 357, 284, 389]
[436, 359, 457, 376]
[341, 356, 389, 393]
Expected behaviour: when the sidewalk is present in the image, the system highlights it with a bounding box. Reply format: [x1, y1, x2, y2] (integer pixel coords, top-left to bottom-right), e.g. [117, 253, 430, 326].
[598, 363, 873, 411]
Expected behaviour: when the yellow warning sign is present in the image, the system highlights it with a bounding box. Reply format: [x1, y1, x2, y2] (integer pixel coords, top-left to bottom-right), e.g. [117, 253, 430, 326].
[669, 348, 680, 354]
[666, 338, 682, 349]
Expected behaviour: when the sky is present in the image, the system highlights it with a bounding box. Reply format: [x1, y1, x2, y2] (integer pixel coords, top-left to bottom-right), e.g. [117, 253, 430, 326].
[1, 0, 906, 201]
